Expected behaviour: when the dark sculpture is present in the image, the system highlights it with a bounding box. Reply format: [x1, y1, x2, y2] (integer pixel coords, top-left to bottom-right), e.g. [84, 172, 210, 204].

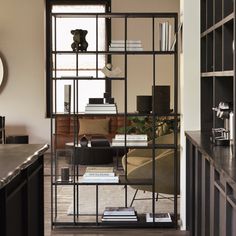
[71, 29, 88, 52]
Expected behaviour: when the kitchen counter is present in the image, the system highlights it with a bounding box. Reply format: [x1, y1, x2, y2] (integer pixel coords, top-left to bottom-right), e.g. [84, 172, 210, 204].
[185, 131, 236, 184]
[0, 144, 48, 189]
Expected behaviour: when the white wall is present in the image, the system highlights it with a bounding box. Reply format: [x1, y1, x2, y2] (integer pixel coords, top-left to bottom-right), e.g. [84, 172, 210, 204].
[0, 0, 50, 144]
[179, 0, 201, 230]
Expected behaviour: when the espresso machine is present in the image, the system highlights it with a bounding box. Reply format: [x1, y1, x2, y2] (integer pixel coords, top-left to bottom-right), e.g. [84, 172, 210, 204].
[212, 102, 234, 146]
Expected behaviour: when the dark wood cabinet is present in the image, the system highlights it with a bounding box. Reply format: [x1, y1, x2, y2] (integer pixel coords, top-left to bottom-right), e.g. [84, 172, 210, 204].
[0, 144, 48, 236]
[186, 132, 236, 236]
[200, 0, 235, 133]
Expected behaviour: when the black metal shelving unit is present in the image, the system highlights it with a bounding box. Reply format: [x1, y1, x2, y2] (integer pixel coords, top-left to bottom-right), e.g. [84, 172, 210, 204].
[50, 12, 179, 229]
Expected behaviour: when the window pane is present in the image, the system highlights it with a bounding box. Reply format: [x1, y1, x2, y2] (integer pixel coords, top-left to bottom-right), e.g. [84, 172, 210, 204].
[51, 5, 106, 113]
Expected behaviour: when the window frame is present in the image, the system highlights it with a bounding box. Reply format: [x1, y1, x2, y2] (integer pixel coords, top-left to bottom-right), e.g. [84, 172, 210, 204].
[45, 0, 111, 117]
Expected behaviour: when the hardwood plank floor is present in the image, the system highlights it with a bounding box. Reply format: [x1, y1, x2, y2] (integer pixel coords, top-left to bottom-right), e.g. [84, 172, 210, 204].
[44, 176, 189, 236]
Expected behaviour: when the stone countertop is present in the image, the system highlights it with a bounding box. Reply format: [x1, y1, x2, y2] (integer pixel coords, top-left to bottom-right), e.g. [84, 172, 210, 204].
[0, 144, 49, 189]
[185, 131, 236, 184]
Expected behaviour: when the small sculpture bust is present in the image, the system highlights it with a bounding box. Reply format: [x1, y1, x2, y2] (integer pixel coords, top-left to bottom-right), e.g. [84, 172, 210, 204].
[71, 29, 88, 52]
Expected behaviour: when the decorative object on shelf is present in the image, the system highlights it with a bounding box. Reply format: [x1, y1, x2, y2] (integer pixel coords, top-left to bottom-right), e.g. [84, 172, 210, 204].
[89, 98, 104, 104]
[211, 102, 233, 146]
[64, 84, 71, 113]
[71, 29, 88, 52]
[101, 63, 122, 77]
[146, 212, 172, 223]
[152, 85, 170, 115]
[61, 167, 70, 182]
[80, 135, 89, 147]
[136, 95, 152, 114]
[81, 166, 118, 183]
[159, 22, 172, 51]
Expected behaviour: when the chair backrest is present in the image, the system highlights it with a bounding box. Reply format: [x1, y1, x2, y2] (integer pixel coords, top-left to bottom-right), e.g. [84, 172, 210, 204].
[0, 116, 5, 144]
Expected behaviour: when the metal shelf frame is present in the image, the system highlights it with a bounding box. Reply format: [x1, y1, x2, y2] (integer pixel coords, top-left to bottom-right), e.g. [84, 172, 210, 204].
[50, 11, 179, 229]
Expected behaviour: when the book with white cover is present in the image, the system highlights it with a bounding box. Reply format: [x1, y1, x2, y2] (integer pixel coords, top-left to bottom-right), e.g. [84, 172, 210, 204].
[104, 207, 135, 216]
[109, 47, 143, 51]
[85, 107, 117, 111]
[86, 167, 114, 173]
[81, 176, 119, 183]
[111, 141, 148, 147]
[111, 40, 141, 44]
[84, 172, 115, 177]
[86, 103, 116, 107]
[146, 213, 172, 223]
[85, 110, 117, 114]
[115, 134, 148, 140]
[101, 217, 137, 222]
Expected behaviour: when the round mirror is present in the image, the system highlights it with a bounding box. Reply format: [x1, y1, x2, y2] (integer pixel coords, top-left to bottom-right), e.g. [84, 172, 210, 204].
[0, 57, 3, 87]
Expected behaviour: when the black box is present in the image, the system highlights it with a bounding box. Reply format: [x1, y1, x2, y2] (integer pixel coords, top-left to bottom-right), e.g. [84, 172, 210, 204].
[89, 98, 104, 104]
[152, 86, 170, 115]
[105, 97, 115, 104]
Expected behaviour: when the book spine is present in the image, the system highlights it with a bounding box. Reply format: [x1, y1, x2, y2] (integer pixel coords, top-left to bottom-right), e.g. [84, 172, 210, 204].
[109, 47, 143, 51]
[84, 173, 115, 177]
[114, 134, 148, 140]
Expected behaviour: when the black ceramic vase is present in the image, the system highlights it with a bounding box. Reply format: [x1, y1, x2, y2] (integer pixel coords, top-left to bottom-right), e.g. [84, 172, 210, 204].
[80, 135, 88, 147]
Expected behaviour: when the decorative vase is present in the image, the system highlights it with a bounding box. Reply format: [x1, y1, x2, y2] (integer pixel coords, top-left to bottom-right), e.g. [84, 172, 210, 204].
[80, 135, 88, 147]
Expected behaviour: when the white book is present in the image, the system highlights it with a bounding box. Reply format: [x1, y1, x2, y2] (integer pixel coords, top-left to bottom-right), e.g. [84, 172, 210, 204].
[101, 218, 137, 222]
[165, 22, 169, 51]
[85, 107, 117, 111]
[85, 110, 117, 114]
[86, 103, 116, 107]
[109, 47, 143, 51]
[146, 213, 172, 223]
[81, 176, 119, 183]
[111, 40, 141, 44]
[86, 167, 114, 173]
[104, 207, 135, 216]
[102, 215, 137, 219]
[168, 24, 172, 51]
[84, 172, 115, 177]
[112, 142, 148, 147]
[115, 134, 148, 140]
[160, 22, 166, 51]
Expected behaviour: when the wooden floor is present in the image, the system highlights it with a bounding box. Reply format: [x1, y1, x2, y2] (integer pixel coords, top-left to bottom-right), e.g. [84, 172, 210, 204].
[44, 176, 189, 236]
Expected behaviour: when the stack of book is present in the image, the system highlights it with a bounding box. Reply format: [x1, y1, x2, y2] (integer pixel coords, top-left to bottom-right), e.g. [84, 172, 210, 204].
[159, 21, 173, 51]
[102, 207, 138, 222]
[146, 212, 172, 223]
[112, 134, 148, 146]
[109, 40, 143, 51]
[85, 103, 117, 114]
[81, 167, 119, 183]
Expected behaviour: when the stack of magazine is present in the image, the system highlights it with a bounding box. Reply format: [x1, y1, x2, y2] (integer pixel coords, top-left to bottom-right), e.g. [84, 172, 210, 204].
[81, 167, 119, 183]
[109, 40, 143, 51]
[85, 103, 117, 114]
[102, 207, 138, 222]
[146, 212, 172, 223]
[112, 134, 148, 146]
